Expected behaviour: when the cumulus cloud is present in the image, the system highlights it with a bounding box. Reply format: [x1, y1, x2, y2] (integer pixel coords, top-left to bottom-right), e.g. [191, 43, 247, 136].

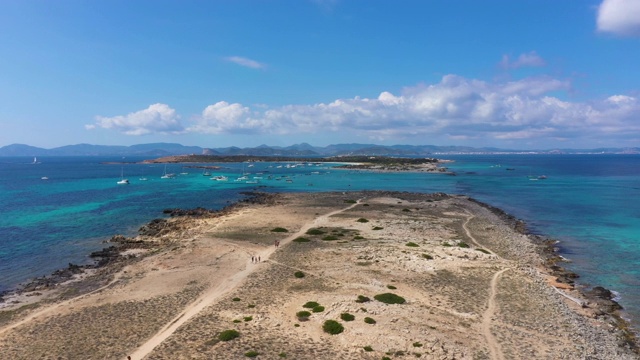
[224, 56, 266, 69]
[500, 51, 546, 69]
[88, 103, 183, 135]
[597, 0, 640, 36]
[187, 75, 639, 145]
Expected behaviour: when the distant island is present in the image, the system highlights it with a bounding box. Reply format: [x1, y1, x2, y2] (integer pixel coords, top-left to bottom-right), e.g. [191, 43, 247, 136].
[1, 142, 639, 157]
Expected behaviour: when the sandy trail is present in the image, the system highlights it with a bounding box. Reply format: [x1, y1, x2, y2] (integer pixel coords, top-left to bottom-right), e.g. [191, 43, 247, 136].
[482, 268, 509, 360]
[126, 198, 362, 360]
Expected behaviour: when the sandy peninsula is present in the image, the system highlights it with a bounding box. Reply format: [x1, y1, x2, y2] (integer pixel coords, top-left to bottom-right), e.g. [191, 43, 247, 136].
[0, 191, 637, 359]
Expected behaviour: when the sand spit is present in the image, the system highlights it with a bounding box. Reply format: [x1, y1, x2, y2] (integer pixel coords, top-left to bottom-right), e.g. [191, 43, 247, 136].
[0, 191, 637, 360]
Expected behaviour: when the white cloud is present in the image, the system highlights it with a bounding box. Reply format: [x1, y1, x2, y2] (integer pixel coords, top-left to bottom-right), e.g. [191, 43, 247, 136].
[597, 0, 640, 36]
[500, 51, 546, 69]
[224, 56, 266, 69]
[88, 103, 183, 135]
[187, 75, 639, 145]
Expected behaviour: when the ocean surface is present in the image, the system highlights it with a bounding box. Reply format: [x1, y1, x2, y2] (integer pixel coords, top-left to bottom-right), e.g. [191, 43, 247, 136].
[1, 154, 639, 328]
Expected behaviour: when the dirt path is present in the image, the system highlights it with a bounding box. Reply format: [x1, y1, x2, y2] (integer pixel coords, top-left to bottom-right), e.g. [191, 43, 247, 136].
[126, 198, 362, 360]
[482, 268, 509, 360]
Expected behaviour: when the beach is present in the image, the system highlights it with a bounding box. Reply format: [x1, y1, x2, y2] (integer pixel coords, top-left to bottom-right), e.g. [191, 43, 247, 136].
[0, 191, 637, 359]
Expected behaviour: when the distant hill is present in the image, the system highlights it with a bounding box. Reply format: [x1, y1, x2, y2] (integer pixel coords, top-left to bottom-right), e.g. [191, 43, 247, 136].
[0, 142, 638, 157]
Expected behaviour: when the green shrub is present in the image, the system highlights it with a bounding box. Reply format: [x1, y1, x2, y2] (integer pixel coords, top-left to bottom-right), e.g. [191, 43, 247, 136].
[363, 345, 374, 351]
[294, 271, 305, 278]
[476, 248, 491, 254]
[243, 316, 253, 322]
[340, 313, 355, 321]
[279, 353, 287, 358]
[402, 208, 411, 212]
[247, 304, 256, 308]
[271, 227, 289, 232]
[245, 350, 259, 357]
[382, 357, 391, 360]
[442, 242, 452, 247]
[306, 228, 325, 235]
[302, 301, 320, 308]
[413, 342, 423, 347]
[363, 203, 370, 207]
[458, 242, 470, 248]
[387, 285, 397, 290]
[406, 242, 419, 247]
[296, 311, 311, 320]
[344, 199, 357, 204]
[218, 329, 240, 341]
[364, 317, 376, 324]
[233, 319, 241, 323]
[356, 218, 369, 223]
[322, 320, 344, 335]
[232, 297, 241, 302]
[421, 253, 433, 260]
[356, 295, 371, 303]
[294, 323, 300, 327]
[322, 235, 339, 241]
[372, 226, 384, 230]
[293, 237, 310, 243]
[374, 293, 406, 304]
[312, 305, 325, 313]
[353, 235, 365, 240]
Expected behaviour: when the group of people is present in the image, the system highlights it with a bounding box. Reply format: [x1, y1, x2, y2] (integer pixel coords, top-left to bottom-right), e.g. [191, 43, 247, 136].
[251, 255, 261, 263]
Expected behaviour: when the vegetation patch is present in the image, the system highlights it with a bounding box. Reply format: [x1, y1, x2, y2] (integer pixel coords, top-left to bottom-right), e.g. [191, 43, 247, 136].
[294, 271, 305, 278]
[218, 329, 240, 341]
[402, 208, 411, 212]
[243, 316, 253, 322]
[363, 345, 374, 352]
[245, 350, 259, 357]
[458, 242, 470, 248]
[353, 235, 365, 240]
[340, 312, 355, 321]
[406, 242, 419, 247]
[362, 203, 370, 207]
[279, 353, 287, 358]
[356, 295, 371, 303]
[271, 227, 289, 232]
[232, 297, 241, 302]
[322, 320, 344, 335]
[344, 199, 357, 204]
[356, 218, 369, 223]
[364, 317, 376, 324]
[247, 304, 256, 308]
[292, 237, 311, 243]
[303, 301, 320, 309]
[312, 305, 325, 313]
[422, 253, 433, 260]
[372, 226, 384, 230]
[476, 248, 491, 254]
[387, 285, 397, 290]
[322, 235, 339, 241]
[374, 293, 406, 304]
[413, 342, 423, 347]
[296, 311, 311, 321]
[442, 242, 452, 247]
[306, 228, 325, 235]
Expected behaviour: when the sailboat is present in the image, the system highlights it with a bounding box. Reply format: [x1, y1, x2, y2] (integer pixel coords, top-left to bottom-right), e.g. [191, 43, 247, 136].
[161, 164, 175, 179]
[32, 157, 39, 164]
[117, 167, 129, 185]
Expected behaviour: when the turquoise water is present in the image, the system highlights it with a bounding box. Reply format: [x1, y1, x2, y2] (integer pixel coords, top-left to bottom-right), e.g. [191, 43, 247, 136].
[1, 154, 639, 329]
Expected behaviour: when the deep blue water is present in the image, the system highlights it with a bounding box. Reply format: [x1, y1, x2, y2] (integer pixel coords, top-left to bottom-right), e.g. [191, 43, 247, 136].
[1, 154, 639, 328]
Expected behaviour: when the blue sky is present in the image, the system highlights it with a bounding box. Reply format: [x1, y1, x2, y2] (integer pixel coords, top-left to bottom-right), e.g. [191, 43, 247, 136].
[0, 0, 639, 150]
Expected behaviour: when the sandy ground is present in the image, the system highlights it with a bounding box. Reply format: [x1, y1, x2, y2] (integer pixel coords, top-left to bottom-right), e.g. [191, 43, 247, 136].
[0, 191, 637, 360]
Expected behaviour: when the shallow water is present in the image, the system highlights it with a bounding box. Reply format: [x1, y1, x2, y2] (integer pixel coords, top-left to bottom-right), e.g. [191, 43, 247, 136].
[1, 154, 639, 328]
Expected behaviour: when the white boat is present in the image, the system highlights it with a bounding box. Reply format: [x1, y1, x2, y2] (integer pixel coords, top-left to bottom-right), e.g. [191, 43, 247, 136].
[235, 176, 249, 182]
[161, 165, 175, 179]
[117, 167, 129, 184]
[41, 176, 49, 180]
[210, 175, 228, 181]
[32, 157, 38, 164]
[139, 177, 148, 181]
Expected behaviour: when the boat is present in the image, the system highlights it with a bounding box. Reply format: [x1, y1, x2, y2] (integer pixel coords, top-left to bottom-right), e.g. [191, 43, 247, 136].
[41, 176, 49, 180]
[32, 157, 39, 164]
[538, 175, 548, 179]
[210, 175, 228, 181]
[161, 165, 175, 179]
[117, 167, 129, 184]
[139, 177, 148, 181]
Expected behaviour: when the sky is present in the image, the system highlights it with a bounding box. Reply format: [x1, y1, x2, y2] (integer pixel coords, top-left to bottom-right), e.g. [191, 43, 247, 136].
[0, 0, 639, 150]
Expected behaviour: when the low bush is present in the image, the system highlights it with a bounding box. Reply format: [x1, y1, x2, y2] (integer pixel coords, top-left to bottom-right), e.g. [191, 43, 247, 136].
[312, 305, 325, 313]
[442, 242, 452, 247]
[458, 242, 470, 248]
[271, 227, 289, 232]
[353, 235, 365, 240]
[322, 320, 344, 335]
[306, 228, 325, 235]
[302, 301, 320, 308]
[296, 310, 311, 320]
[422, 253, 433, 260]
[387, 285, 397, 290]
[402, 208, 411, 212]
[476, 248, 491, 254]
[218, 329, 240, 341]
[294, 271, 305, 278]
[232, 297, 241, 302]
[356, 218, 369, 223]
[406, 242, 419, 247]
[364, 317, 376, 324]
[243, 316, 253, 322]
[322, 235, 339, 241]
[374, 293, 406, 304]
[372, 226, 384, 230]
[293, 237, 310, 242]
[245, 350, 259, 357]
[344, 199, 357, 204]
[363, 345, 374, 352]
[340, 313, 355, 321]
[279, 353, 287, 358]
[355, 295, 371, 303]
[413, 342, 423, 347]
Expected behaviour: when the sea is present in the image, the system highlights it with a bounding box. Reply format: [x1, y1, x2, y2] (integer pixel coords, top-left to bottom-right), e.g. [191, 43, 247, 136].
[0, 154, 639, 329]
